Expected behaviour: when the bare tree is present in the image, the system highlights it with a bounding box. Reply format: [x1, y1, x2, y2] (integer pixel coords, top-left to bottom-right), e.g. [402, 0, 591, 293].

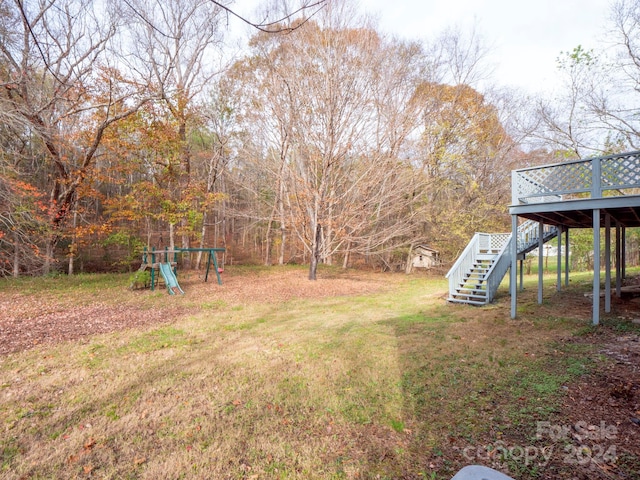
[0, 0, 147, 274]
[592, 0, 640, 150]
[528, 46, 604, 158]
[526, 1, 640, 156]
[432, 22, 495, 88]
[227, 0, 440, 277]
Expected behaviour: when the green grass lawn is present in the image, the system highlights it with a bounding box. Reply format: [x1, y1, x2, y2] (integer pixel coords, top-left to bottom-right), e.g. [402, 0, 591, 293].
[0, 268, 638, 479]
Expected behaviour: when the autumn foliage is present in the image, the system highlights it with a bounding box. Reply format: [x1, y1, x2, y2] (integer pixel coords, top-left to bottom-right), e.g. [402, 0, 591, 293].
[4, 0, 636, 277]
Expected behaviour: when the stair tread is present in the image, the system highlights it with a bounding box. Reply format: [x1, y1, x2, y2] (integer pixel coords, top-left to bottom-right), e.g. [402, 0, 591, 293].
[447, 298, 488, 306]
[453, 293, 488, 300]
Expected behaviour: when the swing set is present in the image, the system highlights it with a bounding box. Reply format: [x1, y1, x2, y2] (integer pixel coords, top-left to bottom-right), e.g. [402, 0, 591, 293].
[135, 247, 226, 294]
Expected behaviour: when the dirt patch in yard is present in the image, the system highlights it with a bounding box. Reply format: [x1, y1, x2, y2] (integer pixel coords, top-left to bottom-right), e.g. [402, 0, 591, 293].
[179, 267, 399, 305]
[539, 331, 640, 480]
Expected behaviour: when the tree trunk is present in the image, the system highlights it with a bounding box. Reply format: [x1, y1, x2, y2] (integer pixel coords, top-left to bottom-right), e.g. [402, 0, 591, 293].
[342, 240, 351, 269]
[68, 250, 74, 276]
[68, 209, 77, 275]
[181, 221, 190, 269]
[264, 217, 273, 266]
[325, 191, 334, 265]
[308, 223, 322, 280]
[43, 235, 55, 275]
[544, 249, 549, 273]
[12, 231, 19, 278]
[169, 223, 175, 251]
[196, 211, 207, 270]
[278, 183, 286, 265]
[405, 243, 414, 274]
[146, 217, 153, 249]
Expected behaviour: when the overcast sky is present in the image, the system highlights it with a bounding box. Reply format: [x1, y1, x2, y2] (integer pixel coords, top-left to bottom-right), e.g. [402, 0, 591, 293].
[232, 0, 613, 93]
[360, 0, 612, 92]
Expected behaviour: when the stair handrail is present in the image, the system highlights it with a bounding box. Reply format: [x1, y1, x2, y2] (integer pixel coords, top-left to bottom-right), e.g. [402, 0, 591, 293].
[516, 220, 557, 255]
[446, 233, 485, 299]
[483, 221, 559, 303]
[446, 233, 480, 280]
[483, 235, 514, 302]
[480, 222, 542, 302]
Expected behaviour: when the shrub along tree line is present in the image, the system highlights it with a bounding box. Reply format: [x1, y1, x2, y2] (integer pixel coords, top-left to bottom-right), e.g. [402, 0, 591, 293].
[2, 0, 640, 279]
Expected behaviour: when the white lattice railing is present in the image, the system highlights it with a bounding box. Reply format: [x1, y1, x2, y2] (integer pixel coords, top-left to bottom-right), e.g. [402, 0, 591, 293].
[490, 233, 510, 252]
[512, 151, 640, 205]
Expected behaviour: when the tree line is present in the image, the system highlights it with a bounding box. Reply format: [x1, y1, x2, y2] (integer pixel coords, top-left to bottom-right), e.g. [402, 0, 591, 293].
[2, 0, 640, 279]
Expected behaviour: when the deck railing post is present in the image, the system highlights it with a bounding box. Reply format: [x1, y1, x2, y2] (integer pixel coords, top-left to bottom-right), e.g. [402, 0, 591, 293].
[511, 170, 519, 205]
[616, 223, 622, 297]
[622, 226, 627, 280]
[592, 157, 602, 198]
[605, 214, 611, 313]
[565, 229, 570, 287]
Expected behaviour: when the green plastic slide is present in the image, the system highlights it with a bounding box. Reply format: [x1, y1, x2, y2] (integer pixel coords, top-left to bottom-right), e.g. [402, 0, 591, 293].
[158, 263, 185, 295]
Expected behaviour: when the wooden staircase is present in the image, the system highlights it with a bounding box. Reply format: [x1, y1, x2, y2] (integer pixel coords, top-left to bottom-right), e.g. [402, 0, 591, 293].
[446, 221, 558, 305]
[449, 254, 499, 305]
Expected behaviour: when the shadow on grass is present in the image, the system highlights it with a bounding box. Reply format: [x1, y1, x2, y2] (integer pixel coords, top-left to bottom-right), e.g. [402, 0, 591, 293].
[381, 274, 640, 480]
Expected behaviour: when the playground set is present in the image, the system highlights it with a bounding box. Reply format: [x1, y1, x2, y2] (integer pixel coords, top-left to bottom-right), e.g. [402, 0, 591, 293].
[134, 247, 225, 294]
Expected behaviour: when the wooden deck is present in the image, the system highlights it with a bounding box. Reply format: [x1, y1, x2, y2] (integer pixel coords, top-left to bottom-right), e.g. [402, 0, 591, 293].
[508, 151, 640, 324]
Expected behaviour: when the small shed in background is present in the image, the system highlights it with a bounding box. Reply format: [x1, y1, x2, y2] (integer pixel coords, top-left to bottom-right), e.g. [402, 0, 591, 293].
[410, 245, 441, 270]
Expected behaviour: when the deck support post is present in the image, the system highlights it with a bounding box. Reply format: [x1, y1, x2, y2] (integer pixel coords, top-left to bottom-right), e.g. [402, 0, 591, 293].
[557, 226, 562, 292]
[510, 215, 518, 319]
[605, 214, 611, 313]
[622, 227, 627, 279]
[593, 210, 601, 326]
[538, 221, 544, 304]
[519, 258, 524, 292]
[616, 222, 622, 297]
[565, 228, 570, 287]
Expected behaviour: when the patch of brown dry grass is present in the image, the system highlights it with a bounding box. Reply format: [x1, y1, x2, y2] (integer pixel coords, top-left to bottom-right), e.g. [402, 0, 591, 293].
[0, 267, 401, 355]
[0, 267, 422, 479]
[1, 269, 638, 479]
